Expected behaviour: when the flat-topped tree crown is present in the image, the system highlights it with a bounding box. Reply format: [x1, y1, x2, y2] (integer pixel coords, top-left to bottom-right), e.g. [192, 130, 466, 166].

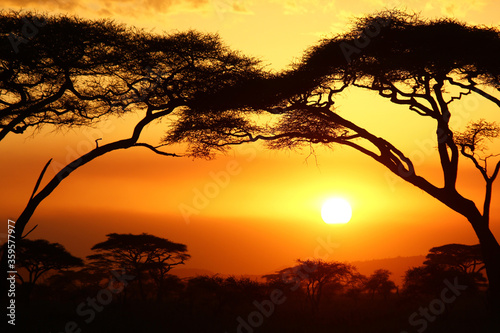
[299, 11, 500, 89]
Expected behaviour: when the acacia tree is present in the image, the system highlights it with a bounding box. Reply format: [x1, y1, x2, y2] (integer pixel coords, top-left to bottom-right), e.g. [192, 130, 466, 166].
[15, 238, 83, 300]
[167, 11, 500, 308]
[265, 259, 357, 314]
[1, 12, 261, 313]
[423, 243, 487, 290]
[424, 243, 485, 275]
[87, 233, 190, 300]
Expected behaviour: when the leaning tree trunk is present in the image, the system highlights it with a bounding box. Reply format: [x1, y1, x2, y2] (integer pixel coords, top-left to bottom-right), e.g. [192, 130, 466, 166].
[469, 217, 500, 313]
[424, 187, 500, 316]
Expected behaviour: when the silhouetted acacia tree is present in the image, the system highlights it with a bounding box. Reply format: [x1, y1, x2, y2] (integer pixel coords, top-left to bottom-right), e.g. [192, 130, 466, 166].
[265, 259, 357, 315]
[424, 243, 486, 288]
[167, 10, 500, 309]
[15, 238, 83, 300]
[403, 243, 487, 296]
[364, 269, 397, 299]
[425, 244, 484, 273]
[1, 12, 261, 309]
[87, 233, 189, 300]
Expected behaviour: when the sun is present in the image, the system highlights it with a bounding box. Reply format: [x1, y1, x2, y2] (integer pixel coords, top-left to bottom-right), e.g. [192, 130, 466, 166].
[321, 198, 352, 224]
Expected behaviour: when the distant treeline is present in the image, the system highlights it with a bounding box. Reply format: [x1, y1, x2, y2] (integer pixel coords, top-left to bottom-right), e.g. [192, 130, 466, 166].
[3, 233, 491, 332]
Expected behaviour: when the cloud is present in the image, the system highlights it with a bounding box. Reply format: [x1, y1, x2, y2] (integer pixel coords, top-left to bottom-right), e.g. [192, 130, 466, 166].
[2, 0, 80, 11]
[210, 0, 253, 19]
[432, 0, 487, 18]
[1, 0, 239, 18]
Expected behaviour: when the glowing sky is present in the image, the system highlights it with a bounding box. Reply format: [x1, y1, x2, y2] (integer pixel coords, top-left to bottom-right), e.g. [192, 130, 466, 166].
[1, 0, 500, 275]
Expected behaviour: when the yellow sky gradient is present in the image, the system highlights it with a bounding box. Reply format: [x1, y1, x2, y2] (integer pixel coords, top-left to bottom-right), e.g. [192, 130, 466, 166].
[1, 0, 500, 275]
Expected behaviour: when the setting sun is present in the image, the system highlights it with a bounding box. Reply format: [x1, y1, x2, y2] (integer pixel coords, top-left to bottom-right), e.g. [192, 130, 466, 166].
[321, 197, 352, 224]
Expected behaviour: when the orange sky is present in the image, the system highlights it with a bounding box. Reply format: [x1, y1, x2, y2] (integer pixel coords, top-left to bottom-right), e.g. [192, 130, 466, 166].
[1, 0, 500, 276]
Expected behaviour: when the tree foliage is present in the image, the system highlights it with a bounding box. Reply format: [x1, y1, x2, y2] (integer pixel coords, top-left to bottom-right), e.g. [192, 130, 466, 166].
[424, 243, 485, 275]
[16, 238, 83, 286]
[0, 11, 262, 142]
[264, 259, 359, 314]
[403, 243, 486, 296]
[0, 12, 133, 140]
[87, 233, 189, 300]
[364, 269, 397, 299]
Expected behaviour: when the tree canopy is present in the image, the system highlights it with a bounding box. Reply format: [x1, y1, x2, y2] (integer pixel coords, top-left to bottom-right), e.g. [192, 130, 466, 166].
[16, 238, 83, 286]
[424, 243, 485, 275]
[364, 269, 397, 299]
[264, 259, 359, 314]
[0, 11, 262, 142]
[0, 12, 134, 141]
[87, 233, 189, 299]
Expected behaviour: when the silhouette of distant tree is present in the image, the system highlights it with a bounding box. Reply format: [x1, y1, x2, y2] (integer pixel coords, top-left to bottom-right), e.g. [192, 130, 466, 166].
[167, 10, 500, 309]
[364, 269, 397, 299]
[403, 243, 487, 296]
[87, 233, 189, 300]
[15, 238, 83, 300]
[424, 243, 487, 289]
[424, 244, 485, 275]
[265, 259, 357, 315]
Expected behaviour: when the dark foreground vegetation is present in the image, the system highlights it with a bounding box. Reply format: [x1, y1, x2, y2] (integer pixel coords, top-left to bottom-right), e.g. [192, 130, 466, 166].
[17, 287, 497, 333]
[5, 234, 500, 333]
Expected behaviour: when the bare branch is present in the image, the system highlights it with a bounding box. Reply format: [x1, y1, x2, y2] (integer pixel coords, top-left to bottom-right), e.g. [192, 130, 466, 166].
[133, 143, 182, 157]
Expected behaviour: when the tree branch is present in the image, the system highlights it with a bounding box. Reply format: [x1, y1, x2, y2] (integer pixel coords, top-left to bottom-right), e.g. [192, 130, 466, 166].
[133, 143, 181, 157]
[446, 77, 500, 108]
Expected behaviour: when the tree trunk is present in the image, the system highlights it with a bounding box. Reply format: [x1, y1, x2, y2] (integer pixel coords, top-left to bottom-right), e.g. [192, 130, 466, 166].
[469, 218, 500, 314]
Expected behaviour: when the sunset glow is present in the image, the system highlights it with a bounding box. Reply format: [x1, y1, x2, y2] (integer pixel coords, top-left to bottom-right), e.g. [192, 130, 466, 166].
[1, 0, 499, 279]
[3, 2, 500, 331]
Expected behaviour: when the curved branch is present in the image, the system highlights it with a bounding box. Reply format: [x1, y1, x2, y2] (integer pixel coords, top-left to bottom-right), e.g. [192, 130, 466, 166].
[446, 77, 500, 108]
